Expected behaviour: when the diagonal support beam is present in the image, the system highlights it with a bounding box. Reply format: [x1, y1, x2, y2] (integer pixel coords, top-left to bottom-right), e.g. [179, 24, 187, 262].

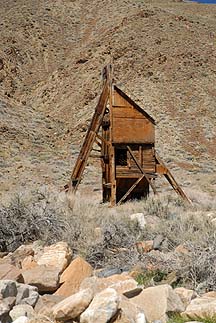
[155, 152, 192, 205]
[68, 65, 112, 192]
[127, 146, 157, 195]
[117, 175, 145, 205]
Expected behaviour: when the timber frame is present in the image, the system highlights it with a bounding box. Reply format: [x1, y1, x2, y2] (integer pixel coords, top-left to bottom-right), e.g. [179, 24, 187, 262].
[66, 65, 192, 206]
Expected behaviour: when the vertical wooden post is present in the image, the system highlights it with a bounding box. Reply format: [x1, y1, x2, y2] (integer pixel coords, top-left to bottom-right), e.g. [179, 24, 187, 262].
[110, 144, 116, 206]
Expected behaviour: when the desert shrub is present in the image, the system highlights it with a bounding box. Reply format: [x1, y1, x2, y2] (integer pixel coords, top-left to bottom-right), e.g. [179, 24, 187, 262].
[0, 193, 68, 252]
[1, 188, 216, 291]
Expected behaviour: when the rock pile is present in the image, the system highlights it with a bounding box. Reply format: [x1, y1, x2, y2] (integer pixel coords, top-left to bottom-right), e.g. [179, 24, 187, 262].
[0, 241, 216, 323]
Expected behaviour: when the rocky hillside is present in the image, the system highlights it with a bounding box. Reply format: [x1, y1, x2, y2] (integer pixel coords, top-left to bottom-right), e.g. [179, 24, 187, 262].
[0, 0, 216, 199]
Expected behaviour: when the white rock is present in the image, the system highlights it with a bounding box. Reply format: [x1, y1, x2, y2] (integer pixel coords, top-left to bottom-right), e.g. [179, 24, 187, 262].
[36, 242, 72, 274]
[12, 316, 29, 323]
[80, 287, 119, 323]
[182, 295, 216, 319]
[130, 213, 146, 229]
[9, 304, 35, 321]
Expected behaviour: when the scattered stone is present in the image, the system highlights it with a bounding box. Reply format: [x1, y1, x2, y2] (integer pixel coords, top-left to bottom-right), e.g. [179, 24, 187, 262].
[131, 284, 185, 323]
[115, 295, 146, 323]
[12, 316, 29, 323]
[0, 301, 10, 317]
[80, 273, 138, 295]
[130, 213, 146, 229]
[34, 294, 66, 315]
[52, 288, 93, 321]
[3, 296, 16, 309]
[0, 264, 24, 282]
[16, 284, 39, 307]
[175, 287, 196, 307]
[96, 268, 122, 278]
[123, 286, 143, 298]
[9, 304, 35, 321]
[80, 288, 119, 323]
[182, 294, 216, 319]
[22, 265, 60, 292]
[136, 241, 153, 253]
[153, 234, 164, 250]
[10, 245, 34, 268]
[55, 256, 93, 297]
[0, 280, 17, 298]
[36, 242, 72, 274]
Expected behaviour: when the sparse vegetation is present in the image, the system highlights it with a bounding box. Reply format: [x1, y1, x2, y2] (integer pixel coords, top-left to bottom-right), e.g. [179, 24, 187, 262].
[0, 189, 216, 291]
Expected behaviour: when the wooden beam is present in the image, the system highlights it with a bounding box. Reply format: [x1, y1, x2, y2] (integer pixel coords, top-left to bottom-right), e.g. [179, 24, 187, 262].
[96, 133, 110, 147]
[155, 152, 192, 204]
[117, 175, 145, 205]
[68, 65, 112, 192]
[127, 146, 157, 195]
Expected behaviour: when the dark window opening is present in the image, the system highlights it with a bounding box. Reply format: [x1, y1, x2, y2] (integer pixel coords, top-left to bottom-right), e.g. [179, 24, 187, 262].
[115, 148, 127, 166]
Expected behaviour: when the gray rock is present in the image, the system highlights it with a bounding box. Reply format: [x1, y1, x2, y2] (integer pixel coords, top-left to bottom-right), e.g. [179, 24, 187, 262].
[0, 280, 17, 298]
[123, 286, 143, 298]
[9, 304, 35, 321]
[20, 291, 39, 308]
[16, 284, 39, 307]
[3, 296, 16, 309]
[96, 268, 122, 278]
[0, 301, 10, 316]
[153, 234, 164, 250]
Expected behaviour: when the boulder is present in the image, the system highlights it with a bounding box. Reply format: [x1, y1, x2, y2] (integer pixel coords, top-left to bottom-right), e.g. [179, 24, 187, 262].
[52, 288, 93, 321]
[35, 242, 72, 274]
[21, 256, 37, 271]
[22, 265, 60, 292]
[34, 294, 66, 315]
[0, 301, 10, 317]
[80, 288, 119, 323]
[129, 213, 146, 229]
[0, 264, 24, 282]
[114, 295, 146, 323]
[16, 283, 39, 307]
[12, 317, 29, 323]
[175, 287, 196, 307]
[181, 294, 216, 319]
[10, 245, 34, 268]
[80, 273, 138, 296]
[55, 256, 93, 297]
[0, 280, 17, 298]
[131, 284, 185, 323]
[9, 304, 35, 321]
[3, 296, 16, 309]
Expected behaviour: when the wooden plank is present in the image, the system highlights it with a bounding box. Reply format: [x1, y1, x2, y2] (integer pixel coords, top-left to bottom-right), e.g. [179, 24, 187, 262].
[117, 175, 145, 205]
[112, 107, 146, 119]
[155, 153, 192, 204]
[69, 65, 111, 191]
[112, 118, 155, 143]
[127, 146, 157, 195]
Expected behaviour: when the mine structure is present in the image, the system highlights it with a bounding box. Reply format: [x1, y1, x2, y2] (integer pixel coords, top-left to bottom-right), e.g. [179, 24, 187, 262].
[66, 65, 191, 206]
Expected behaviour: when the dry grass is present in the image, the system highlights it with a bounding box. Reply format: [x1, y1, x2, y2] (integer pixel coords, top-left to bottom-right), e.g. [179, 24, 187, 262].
[1, 186, 216, 290]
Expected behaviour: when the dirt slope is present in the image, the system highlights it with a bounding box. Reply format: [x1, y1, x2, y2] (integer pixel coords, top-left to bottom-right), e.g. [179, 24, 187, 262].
[0, 0, 216, 199]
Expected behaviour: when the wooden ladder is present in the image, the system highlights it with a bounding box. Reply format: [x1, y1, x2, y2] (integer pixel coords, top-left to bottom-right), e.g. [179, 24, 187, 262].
[68, 66, 111, 192]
